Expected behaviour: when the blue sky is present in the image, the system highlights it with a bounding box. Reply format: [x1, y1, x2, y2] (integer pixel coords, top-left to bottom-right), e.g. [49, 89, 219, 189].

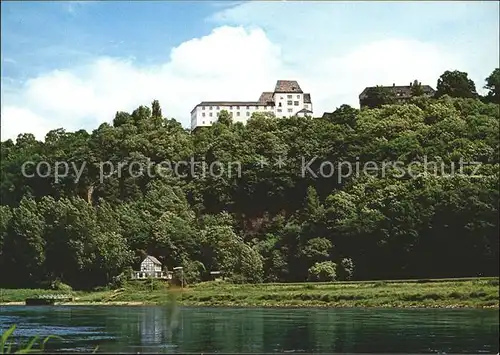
[1, 1, 499, 140]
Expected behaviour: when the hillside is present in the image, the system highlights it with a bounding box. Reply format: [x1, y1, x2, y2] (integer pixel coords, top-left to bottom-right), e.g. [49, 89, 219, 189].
[0, 93, 499, 289]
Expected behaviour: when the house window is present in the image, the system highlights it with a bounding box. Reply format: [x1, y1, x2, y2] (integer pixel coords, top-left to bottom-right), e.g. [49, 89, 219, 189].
[277, 109, 282, 112]
[202, 106, 205, 110]
[294, 101, 299, 106]
[297, 95, 300, 99]
[202, 121, 205, 124]
[288, 108, 293, 113]
[237, 112, 240, 116]
[202, 113, 205, 117]
[304, 104, 308, 109]
[209, 112, 213, 117]
[246, 112, 250, 116]
[216, 106, 220, 110]
[280, 96, 284, 100]
[209, 106, 213, 110]
[246, 106, 250, 109]
[287, 95, 292, 99]
[278, 102, 282, 107]
[255, 106, 259, 109]
[230, 106, 233, 109]
[287, 100, 292, 105]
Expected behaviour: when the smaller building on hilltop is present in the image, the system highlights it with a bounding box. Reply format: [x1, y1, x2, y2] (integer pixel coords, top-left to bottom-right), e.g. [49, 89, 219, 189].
[359, 80, 435, 108]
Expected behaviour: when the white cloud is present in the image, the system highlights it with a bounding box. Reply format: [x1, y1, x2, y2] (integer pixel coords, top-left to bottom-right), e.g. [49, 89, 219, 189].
[1, 26, 286, 140]
[1, 107, 53, 141]
[1, 2, 497, 141]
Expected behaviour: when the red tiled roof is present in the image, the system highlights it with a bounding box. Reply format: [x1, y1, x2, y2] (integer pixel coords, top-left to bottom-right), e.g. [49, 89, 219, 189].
[274, 80, 303, 93]
[259, 92, 274, 104]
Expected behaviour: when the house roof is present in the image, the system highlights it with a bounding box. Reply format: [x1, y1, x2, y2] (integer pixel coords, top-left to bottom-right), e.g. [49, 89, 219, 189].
[296, 108, 313, 114]
[258, 91, 275, 104]
[144, 255, 162, 265]
[304, 93, 312, 103]
[274, 80, 303, 93]
[359, 84, 435, 99]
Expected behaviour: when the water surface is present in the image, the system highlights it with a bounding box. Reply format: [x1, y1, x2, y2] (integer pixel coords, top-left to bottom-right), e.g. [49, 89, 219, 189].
[0, 306, 498, 353]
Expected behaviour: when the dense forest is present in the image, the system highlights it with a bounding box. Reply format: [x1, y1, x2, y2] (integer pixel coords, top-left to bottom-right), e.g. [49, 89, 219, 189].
[0, 69, 499, 290]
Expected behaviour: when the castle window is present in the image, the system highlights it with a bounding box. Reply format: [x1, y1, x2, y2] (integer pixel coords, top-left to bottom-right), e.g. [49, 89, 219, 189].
[209, 106, 213, 110]
[294, 101, 299, 106]
[287, 95, 292, 99]
[288, 108, 293, 113]
[202, 113, 205, 117]
[202, 106, 205, 110]
[209, 112, 213, 117]
[287, 100, 292, 105]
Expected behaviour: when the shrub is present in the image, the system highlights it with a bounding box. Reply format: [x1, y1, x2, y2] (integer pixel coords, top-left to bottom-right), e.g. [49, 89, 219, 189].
[308, 261, 337, 282]
[339, 258, 355, 281]
[184, 260, 206, 284]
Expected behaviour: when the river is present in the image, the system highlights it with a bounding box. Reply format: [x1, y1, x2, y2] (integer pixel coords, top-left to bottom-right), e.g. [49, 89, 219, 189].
[0, 306, 498, 353]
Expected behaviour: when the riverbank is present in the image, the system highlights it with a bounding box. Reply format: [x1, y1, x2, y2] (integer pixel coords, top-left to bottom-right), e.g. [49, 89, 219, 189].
[1, 277, 498, 308]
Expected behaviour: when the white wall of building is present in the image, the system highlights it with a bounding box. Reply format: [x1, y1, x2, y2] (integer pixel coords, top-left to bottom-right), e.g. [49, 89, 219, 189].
[273, 93, 307, 118]
[191, 104, 276, 129]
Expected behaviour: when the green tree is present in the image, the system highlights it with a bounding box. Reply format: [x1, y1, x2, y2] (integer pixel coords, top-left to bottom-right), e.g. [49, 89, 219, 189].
[217, 110, 233, 126]
[484, 68, 500, 104]
[360, 86, 397, 108]
[435, 70, 478, 98]
[3, 197, 46, 286]
[308, 261, 337, 282]
[410, 80, 425, 96]
[339, 257, 355, 280]
[327, 104, 358, 127]
[152, 99, 163, 119]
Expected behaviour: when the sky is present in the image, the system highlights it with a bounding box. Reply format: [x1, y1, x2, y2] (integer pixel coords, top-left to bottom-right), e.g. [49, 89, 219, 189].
[1, 0, 499, 141]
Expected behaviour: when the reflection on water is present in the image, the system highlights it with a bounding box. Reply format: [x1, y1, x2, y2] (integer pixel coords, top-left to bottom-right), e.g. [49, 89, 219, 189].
[0, 306, 498, 353]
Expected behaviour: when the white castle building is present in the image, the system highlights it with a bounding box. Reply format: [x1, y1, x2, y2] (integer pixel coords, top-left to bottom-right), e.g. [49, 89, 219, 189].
[190, 80, 313, 130]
